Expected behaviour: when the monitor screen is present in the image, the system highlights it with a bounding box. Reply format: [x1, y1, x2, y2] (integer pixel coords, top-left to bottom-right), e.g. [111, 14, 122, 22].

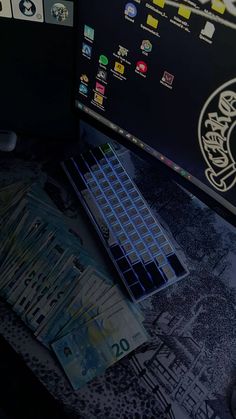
[75, 0, 236, 223]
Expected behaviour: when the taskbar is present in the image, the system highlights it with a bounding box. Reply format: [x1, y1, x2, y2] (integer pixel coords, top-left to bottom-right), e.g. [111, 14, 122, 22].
[76, 100, 236, 216]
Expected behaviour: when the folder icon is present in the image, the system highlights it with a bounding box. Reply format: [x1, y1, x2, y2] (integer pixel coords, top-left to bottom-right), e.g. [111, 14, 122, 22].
[211, 0, 226, 14]
[147, 14, 159, 29]
[153, 0, 165, 8]
[114, 62, 125, 74]
[178, 4, 191, 19]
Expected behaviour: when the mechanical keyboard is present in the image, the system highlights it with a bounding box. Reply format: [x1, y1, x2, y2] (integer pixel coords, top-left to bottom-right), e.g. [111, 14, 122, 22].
[62, 143, 188, 301]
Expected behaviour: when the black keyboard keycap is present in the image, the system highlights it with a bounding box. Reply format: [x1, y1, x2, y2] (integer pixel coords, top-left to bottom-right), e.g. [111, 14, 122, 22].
[82, 151, 97, 167]
[167, 254, 187, 277]
[146, 262, 166, 286]
[92, 147, 104, 161]
[74, 156, 89, 175]
[116, 257, 130, 272]
[63, 160, 87, 192]
[110, 245, 123, 259]
[123, 270, 139, 286]
[160, 264, 175, 281]
[133, 263, 153, 290]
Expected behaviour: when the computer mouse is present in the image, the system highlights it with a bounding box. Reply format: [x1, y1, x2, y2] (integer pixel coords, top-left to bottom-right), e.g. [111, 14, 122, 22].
[0, 131, 17, 152]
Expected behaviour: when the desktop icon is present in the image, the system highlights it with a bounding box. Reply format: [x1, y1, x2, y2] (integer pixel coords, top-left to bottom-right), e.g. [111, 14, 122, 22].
[95, 82, 105, 95]
[124, 2, 137, 18]
[146, 14, 159, 29]
[162, 71, 174, 85]
[97, 68, 108, 81]
[94, 92, 104, 105]
[178, 4, 191, 19]
[211, 0, 225, 14]
[79, 83, 88, 95]
[84, 25, 95, 41]
[0, 0, 12, 17]
[141, 40, 152, 53]
[80, 74, 89, 83]
[99, 55, 109, 66]
[117, 46, 129, 57]
[114, 62, 125, 74]
[136, 61, 148, 73]
[51, 3, 69, 22]
[12, 0, 44, 21]
[82, 43, 92, 58]
[201, 21, 215, 39]
[44, 0, 73, 26]
[153, 0, 165, 8]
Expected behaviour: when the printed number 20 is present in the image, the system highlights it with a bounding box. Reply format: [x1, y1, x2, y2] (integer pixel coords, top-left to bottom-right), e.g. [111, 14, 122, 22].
[112, 339, 130, 358]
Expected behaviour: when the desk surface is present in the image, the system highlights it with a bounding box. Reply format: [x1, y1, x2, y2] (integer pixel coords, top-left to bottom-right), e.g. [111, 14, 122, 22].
[0, 143, 235, 419]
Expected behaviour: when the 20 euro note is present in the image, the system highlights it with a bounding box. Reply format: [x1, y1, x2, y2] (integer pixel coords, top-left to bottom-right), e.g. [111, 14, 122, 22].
[12, 237, 69, 317]
[0, 199, 29, 270]
[56, 283, 125, 339]
[25, 241, 94, 328]
[32, 254, 94, 329]
[0, 182, 30, 227]
[23, 251, 75, 328]
[51, 301, 148, 390]
[0, 222, 56, 300]
[53, 268, 114, 338]
[35, 266, 112, 346]
[0, 208, 55, 284]
[35, 265, 82, 331]
[35, 266, 95, 345]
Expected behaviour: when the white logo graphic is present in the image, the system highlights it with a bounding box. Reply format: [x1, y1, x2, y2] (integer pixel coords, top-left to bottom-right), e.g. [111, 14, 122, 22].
[198, 79, 236, 192]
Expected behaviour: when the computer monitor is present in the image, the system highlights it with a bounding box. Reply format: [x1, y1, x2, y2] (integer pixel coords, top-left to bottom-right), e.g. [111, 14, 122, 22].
[75, 0, 236, 226]
[0, 1, 76, 143]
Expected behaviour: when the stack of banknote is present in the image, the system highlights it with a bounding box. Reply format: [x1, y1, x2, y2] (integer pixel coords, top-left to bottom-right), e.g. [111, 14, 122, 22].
[0, 181, 148, 390]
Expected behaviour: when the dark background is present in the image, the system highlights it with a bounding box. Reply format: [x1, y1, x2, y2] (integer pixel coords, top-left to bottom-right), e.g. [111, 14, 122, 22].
[0, 17, 78, 142]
